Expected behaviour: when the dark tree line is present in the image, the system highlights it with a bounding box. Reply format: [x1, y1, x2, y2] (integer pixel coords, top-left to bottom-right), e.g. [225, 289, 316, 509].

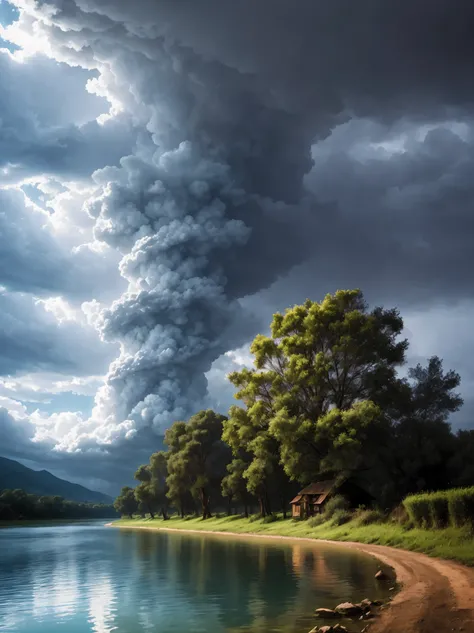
[0, 488, 117, 521]
[115, 290, 473, 519]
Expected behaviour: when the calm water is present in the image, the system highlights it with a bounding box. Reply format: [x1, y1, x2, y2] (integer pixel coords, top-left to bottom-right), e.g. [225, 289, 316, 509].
[0, 522, 393, 633]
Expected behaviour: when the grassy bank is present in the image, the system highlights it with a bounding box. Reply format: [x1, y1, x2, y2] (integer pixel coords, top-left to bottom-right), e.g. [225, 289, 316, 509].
[112, 513, 474, 566]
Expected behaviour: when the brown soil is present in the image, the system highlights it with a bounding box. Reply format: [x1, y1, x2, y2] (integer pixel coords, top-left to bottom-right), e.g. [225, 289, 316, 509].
[107, 524, 474, 632]
[341, 541, 474, 633]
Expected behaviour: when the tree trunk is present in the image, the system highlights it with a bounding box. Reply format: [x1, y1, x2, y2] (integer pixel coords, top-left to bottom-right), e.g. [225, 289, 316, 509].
[280, 496, 287, 519]
[244, 501, 249, 518]
[259, 496, 266, 517]
[148, 505, 155, 519]
[227, 497, 232, 516]
[200, 488, 212, 519]
[264, 492, 272, 516]
[161, 507, 168, 520]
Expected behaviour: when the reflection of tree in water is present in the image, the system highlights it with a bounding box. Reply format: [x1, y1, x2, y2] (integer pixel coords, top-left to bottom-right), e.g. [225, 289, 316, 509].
[130, 531, 298, 630]
[290, 543, 390, 605]
[113, 531, 392, 633]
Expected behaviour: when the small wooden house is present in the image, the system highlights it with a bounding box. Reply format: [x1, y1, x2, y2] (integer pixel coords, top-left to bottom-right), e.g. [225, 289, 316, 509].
[290, 478, 373, 519]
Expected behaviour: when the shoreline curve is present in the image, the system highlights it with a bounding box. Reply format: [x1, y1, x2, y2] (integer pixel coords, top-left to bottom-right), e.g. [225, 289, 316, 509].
[106, 522, 474, 632]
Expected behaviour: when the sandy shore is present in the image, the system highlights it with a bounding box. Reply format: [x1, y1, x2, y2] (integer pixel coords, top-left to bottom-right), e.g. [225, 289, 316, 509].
[106, 522, 474, 632]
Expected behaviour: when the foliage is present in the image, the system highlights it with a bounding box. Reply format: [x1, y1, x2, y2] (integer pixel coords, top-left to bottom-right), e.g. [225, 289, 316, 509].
[116, 290, 473, 524]
[330, 509, 353, 526]
[353, 508, 386, 526]
[307, 514, 327, 527]
[404, 487, 474, 529]
[0, 488, 116, 521]
[262, 513, 279, 524]
[114, 486, 138, 518]
[221, 458, 253, 517]
[323, 494, 350, 518]
[165, 410, 230, 519]
[447, 488, 474, 528]
[229, 290, 406, 485]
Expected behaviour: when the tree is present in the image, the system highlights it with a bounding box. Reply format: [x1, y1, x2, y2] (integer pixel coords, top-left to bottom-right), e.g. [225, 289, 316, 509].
[388, 356, 463, 498]
[223, 407, 293, 517]
[222, 458, 253, 517]
[134, 465, 156, 518]
[165, 421, 195, 517]
[149, 451, 170, 520]
[450, 430, 474, 487]
[229, 290, 406, 486]
[166, 410, 230, 519]
[114, 486, 138, 518]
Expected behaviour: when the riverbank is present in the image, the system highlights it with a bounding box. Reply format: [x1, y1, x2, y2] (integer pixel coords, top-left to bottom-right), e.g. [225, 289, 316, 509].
[109, 515, 474, 633]
[113, 514, 474, 565]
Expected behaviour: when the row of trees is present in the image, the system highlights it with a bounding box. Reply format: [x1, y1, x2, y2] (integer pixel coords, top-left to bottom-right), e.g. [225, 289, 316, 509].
[0, 488, 117, 520]
[115, 290, 472, 519]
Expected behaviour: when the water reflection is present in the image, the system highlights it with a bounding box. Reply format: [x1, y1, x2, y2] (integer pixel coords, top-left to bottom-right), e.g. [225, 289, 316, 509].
[0, 523, 392, 633]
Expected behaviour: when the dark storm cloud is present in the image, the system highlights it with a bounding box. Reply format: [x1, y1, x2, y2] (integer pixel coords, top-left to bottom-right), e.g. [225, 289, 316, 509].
[3, 0, 474, 479]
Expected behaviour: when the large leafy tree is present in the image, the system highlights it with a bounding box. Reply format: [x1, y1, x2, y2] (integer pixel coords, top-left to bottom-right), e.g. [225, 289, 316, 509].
[223, 407, 292, 517]
[114, 486, 138, 518]
[388, 356, 463, 498]
[134, 465, 156, 519]
[166, 410, 230, 519]
[221, 458, 253, 517]
[149, 451, 170, 520]
[229, 290, 407, 485]
[164, 421, 194, 517]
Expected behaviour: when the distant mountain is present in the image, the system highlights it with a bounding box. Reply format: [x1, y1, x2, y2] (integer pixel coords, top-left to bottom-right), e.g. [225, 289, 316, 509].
[0, 456, 113, 504]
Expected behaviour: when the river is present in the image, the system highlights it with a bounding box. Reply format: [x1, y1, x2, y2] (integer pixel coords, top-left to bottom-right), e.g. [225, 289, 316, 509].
[0, 521, 392, 632]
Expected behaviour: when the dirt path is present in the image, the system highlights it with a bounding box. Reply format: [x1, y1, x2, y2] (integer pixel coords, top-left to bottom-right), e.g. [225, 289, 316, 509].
[107, 524, 474, 632]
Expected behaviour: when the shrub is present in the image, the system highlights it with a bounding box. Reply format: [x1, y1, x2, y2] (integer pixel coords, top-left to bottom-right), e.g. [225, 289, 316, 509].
[248, 514, 261, 523]
[389, 504, 410, 525]
[447, 488, 474, 528]
[323, 495, 350, 519]
[404, 493, 433, 528]
[429, 492, 450, 529]
[331, 509, 352, 526]
[404, 487, 474, 529]
[307, 514, 327, 527]
[263, 514, 278, 524]
[354, 508, 386, 526]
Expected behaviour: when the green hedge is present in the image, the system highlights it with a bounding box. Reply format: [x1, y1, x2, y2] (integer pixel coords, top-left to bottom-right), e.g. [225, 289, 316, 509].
[404, 487, 474, 529]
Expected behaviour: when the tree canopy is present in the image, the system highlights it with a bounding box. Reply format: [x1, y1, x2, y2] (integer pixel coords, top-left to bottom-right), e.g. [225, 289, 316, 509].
[115, 289, 468, 519]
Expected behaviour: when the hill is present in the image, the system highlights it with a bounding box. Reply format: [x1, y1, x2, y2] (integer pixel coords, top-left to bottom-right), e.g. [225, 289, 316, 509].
[0, 456, 112, 504]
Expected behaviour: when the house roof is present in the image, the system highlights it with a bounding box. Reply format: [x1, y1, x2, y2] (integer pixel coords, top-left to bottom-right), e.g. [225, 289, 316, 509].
[290, 494, 302, 505]
[298, 480, 336, 496]
[296, 479, 337, 505]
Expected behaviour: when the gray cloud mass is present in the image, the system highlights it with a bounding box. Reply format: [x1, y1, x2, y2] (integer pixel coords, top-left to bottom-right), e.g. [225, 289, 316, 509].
[1, 0, 474, 490]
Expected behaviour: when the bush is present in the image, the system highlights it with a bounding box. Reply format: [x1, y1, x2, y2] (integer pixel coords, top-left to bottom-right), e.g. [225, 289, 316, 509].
[323, 495, 350, 519]
[430, 493, 450, 529]
[263, 514, 278, 524]
[331, 509, 352, 526]
[248, 514, 261, 523]
[354, 508, 386, 526]
[307, 514, 327, 527]
[404, 493, 433, 528]
[389, 504, 410, 526]
[404, 487, 474, 529]
[447, 488, 474, 528]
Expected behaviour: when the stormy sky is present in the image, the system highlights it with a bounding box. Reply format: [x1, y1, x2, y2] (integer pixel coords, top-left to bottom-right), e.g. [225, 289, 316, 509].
[1, 0, 474, 495]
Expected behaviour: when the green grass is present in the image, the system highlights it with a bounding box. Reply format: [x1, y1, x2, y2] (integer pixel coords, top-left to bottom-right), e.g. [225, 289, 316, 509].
[112, 513, 474, 566]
